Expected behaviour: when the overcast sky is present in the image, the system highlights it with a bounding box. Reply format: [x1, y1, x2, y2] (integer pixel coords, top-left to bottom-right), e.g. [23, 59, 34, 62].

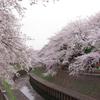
[21, 0, 100, 50]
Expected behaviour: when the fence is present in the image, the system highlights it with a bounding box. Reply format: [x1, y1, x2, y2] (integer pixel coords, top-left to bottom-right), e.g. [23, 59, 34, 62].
[29, 74, 96, 100]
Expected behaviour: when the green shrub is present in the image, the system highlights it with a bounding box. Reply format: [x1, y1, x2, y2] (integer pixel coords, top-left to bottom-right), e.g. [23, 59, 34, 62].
[84, 46, 94, 54]
[32, 67, 45, 77]
[32, 67, 53, 81]
[43, 74, 54, 81]
[3, 80, 16, 100]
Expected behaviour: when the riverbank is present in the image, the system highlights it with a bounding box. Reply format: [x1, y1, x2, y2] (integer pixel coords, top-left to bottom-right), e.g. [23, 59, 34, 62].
[52, 70, 100, 99]
[0, 76, 44, 100]
[12, 76, 44, 100]
[31, 68, 100, 100]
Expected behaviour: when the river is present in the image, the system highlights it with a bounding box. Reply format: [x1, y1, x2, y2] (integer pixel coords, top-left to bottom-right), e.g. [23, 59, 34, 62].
[14, 76, 44, 100]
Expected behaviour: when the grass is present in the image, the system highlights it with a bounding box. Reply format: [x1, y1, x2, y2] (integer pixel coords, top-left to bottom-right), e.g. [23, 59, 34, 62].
[3, 80, 16, 100]
[43, 74, 54, 81]
[32, 67, 54, 81]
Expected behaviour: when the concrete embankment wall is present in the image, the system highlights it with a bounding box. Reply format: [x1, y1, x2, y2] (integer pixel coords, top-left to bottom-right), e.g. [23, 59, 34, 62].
[29, 74, 96, 100]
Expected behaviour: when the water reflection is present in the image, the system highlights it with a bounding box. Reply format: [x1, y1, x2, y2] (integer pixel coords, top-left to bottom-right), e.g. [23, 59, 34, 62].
[14, 76, 44, 100]
[20, 86, 34, 100]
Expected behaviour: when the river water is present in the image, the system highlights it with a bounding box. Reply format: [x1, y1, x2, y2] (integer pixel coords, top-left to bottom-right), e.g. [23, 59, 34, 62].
[14, 76, 44, 100]
[20, 86, 35, 100]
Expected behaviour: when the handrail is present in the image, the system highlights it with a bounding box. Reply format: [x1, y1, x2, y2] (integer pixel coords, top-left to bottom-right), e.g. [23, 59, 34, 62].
[29, 73, 97, 100]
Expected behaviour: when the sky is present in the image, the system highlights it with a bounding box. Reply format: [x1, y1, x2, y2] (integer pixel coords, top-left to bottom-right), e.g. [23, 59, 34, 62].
[21, 0, 100, 50]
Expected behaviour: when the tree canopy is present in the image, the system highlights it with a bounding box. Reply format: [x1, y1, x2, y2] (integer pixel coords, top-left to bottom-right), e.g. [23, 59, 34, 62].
[0, 0, 32, 80]
[38, 13, 100, 75]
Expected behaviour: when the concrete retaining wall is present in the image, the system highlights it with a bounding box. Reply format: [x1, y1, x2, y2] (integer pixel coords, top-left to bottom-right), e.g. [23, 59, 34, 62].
[29, 74, 96, 100]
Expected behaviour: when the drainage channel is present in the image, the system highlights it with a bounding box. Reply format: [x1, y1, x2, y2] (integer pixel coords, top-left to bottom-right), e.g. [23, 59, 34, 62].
[1, 77, 44, 100]
[15, 76, 44, 100]
[20, 85, 35, 100]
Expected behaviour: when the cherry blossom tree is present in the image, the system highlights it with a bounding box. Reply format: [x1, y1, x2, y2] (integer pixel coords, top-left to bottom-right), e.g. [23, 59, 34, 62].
[38, 13, 100, 75]
[0, 0, 32, 81]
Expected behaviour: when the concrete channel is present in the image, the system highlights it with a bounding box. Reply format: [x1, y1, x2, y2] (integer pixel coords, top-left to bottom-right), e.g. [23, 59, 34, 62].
[0, 76, 44, 100]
